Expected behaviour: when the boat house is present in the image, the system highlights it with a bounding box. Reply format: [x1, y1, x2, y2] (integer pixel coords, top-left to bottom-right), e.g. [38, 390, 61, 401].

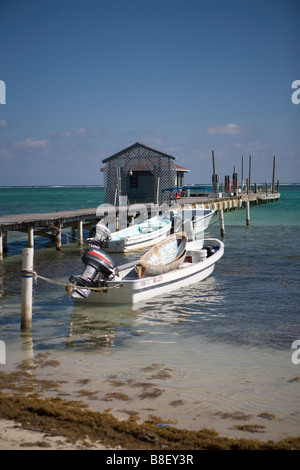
[101, 142, 189, 205]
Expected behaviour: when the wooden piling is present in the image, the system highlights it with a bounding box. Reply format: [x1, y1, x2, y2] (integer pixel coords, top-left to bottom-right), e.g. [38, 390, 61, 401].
[241, 155, 244, 191]
[3, 232, 8, 252]
[248, 155, 252, 191]
[55, 224, 62, 251]
[219, 209, 225, 238]
[78, 220, 83, 246]
[21, 248, 34, 331]
[28, 227, 34, 249]
[272, 156, 276, 193]
[212, 150, 219, 193]
[246, 201, 250, 226]
[0, 232, 3, 260]
[0, 232, 8, 259]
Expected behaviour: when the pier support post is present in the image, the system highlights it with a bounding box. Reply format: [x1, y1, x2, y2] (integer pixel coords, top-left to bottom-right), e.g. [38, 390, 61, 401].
[3, 232, 8, 252]
[0, 232, 3, 260]
[55, 224, 62, 251]
[28, 227, 34, 249]
[272, 156, 276, 193]
[0, 232, 7, 259]
[21, 248, 34, 331]
[248, 155, 251, 192]
[71, 225, 76, 241]
[78, 220, 83, 246]
[246, 201, 250, 226]
[219, 209, 225, 239]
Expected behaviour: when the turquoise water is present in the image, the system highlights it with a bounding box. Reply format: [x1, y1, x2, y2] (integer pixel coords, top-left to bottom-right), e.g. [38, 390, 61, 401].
[0, 185, 299, 438]
[0, 185, 105, 216]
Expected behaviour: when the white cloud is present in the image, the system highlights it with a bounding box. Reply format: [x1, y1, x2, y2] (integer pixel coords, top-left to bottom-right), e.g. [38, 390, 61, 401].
[13, 138, 50, 150]
[60, 126, 114, 139]
[234, 139, 270, 152]
[60, 130, 72, 137]
[0, 119, 7, 128]
[76, 127, 87, 137]
[206, 123, 247, 136]
[60, 127, 90, 138]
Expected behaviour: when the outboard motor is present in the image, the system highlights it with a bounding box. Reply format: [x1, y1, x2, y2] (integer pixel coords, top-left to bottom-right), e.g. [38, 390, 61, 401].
[87, 222, 112, 248]
[69, 247, 116, 298]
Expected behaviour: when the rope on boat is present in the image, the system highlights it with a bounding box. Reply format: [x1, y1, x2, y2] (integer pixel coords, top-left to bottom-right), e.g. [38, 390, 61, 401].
[21, 269, 124, 298]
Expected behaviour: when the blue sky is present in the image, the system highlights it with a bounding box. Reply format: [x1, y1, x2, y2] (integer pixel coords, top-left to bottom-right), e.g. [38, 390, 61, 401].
[0, 0, 299, 186]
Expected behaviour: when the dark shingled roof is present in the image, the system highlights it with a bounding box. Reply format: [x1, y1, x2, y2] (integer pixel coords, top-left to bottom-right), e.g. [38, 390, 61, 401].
[102, 142, 177, 163]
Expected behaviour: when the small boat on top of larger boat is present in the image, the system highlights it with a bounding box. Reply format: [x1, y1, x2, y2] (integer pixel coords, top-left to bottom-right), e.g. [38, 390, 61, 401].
[92, 215, 172, 253]
[69, 232, 224, 305]
[135, 231, 188, 279]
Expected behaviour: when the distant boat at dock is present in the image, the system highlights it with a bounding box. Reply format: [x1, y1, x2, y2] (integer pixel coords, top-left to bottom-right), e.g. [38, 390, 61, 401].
[170, 207, 215, 236]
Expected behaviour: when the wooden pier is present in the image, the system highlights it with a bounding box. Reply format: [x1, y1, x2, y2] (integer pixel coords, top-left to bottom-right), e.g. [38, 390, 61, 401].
[0, 191, 280, 257]
[0, 207, 99, 257]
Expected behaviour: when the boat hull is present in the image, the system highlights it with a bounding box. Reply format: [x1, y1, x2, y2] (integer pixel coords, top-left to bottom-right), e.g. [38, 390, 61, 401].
[193, 209, 215, 234]
[171, 208, 215, 235]
[73, 238, 224, 305]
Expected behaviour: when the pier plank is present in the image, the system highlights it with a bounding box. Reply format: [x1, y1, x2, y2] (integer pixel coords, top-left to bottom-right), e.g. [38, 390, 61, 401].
[0, 208, 99, 232]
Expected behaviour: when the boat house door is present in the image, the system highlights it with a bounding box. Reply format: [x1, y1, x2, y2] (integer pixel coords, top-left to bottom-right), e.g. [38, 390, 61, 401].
[127, 170, 154, 202]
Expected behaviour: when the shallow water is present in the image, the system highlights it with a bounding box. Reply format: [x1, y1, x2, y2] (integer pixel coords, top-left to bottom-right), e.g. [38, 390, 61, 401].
[0, 185, 299, 440]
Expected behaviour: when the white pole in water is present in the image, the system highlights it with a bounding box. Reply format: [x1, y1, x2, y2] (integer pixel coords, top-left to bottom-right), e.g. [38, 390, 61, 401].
[78, 220, 83, 246]
[246, 200, 250, 226]
[219, 209, 225, 239]
[28, 226, 34, 249]
[21, 248, 34, 331]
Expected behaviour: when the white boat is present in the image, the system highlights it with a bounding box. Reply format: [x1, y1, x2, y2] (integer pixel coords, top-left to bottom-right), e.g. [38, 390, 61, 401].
[93, 215, 172, 253]
[171, 207, 215, 236]
[70, 235, 224, 305]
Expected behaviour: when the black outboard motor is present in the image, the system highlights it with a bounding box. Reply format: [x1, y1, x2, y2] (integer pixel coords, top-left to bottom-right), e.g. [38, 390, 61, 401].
[69, 247, 116, 298]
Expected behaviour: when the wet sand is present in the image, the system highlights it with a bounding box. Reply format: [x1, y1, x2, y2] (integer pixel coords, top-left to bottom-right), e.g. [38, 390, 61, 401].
[0, 353, 299, 450]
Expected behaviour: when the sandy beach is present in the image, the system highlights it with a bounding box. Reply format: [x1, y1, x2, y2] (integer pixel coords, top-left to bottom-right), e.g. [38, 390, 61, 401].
[0, 358, 299, 451]
[0, 418, 113, 450]
[0, 406, 299, 450]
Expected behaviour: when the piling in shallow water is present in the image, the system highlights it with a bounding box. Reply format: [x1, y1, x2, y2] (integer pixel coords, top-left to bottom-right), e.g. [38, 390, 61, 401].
[21, 248, 34, 331]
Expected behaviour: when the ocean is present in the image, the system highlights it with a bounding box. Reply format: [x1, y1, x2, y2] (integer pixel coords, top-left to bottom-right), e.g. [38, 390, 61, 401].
[0, 184, 299, 441]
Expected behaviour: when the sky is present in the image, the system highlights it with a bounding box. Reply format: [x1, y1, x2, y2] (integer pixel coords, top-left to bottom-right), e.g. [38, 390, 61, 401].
[0, 0, 299, 186]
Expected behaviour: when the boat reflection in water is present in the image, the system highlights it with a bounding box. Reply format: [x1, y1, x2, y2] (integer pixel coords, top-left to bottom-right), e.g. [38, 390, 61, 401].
[67, 274, 224, 352]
